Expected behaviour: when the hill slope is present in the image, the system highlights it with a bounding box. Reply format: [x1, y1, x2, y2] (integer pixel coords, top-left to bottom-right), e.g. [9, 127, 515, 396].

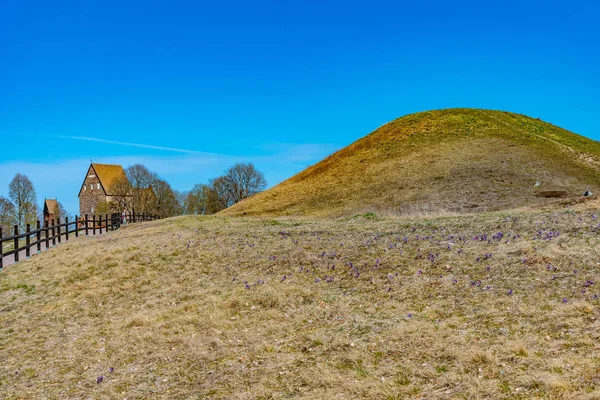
[223, 108, 600, 216]
[3, 208, 600, 398]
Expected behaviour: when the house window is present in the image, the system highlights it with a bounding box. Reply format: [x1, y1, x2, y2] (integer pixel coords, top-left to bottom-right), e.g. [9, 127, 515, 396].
[91, 184, 93, 190]
[84, 186, 86, 191]
[92, 207, 94, 213]
[97, 183, 100, 190]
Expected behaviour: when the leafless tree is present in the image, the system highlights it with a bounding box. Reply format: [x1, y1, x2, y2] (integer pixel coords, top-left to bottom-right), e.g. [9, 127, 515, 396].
[126, 164, 159, 213]
[206, 176, 232, 214]
[0, 196, 16, 233]
[152, 179, 181, 217]
[186, 184, 209, 215]
[223, 163, 267, 204]
[110, 175, 133, 211]
[52, 200, 70, 221]
[8, 174, 37, 231]
[174, 190, 188, 214]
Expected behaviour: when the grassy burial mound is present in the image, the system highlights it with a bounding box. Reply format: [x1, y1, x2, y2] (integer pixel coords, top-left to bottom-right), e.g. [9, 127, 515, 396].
[222, 108, 600, 216]
[2, 205, 600, 398]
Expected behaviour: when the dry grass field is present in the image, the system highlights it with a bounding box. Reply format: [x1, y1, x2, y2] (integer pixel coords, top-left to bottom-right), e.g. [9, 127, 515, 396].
[2, 200, 600, 398]
[223, 109, 600, 217]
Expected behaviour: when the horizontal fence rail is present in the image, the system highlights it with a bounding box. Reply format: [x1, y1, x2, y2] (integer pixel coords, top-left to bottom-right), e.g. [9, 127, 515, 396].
[0, 209, 160, 269]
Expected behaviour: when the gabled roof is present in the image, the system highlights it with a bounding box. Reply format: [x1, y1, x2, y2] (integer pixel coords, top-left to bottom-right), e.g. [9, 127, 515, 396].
[92, 163, 128, 195]
[44, 199, 58, 214]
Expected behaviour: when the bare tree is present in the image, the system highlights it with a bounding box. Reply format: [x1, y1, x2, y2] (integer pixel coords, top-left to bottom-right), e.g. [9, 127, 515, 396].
[126, 164, 159, 213]
[186, 183, 209, 215]
[206, 176, 231, 214]
[53, 200, 70, 221]
[223, 163, 267, 204]
[152, 179, 181, 217]
[110, 175, 133, 211]
[8, 174, 37, 231]
[0, 196, 16, 233]
[174, 190, 188, 214]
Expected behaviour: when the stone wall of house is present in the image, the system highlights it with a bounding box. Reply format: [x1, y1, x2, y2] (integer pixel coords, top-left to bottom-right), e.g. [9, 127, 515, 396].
[79, 165, 107, 217]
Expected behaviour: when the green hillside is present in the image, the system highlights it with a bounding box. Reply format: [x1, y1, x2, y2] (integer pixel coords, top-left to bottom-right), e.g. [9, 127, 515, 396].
[223, 109, 600, 216]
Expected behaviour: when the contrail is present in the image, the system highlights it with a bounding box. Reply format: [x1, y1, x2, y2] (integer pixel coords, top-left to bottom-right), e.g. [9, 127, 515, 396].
[0, 131, 228, 157]
[58, 135, 215, 155]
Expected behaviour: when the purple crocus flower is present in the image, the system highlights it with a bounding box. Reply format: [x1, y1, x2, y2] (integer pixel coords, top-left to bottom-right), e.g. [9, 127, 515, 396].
[97, 376, 104, 384]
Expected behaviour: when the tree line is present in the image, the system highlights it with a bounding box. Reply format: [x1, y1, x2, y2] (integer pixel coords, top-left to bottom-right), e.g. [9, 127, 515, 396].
[184, 162, 267, 214]
[98, 161, 265, 216]
[0, 162, 265, 233]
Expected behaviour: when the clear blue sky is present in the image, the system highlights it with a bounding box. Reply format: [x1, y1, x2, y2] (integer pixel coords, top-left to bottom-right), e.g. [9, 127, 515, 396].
[1, 0, 599, 215]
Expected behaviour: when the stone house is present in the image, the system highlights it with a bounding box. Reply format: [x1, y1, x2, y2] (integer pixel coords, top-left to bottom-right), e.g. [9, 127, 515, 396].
[43, 199, 58, 226]
[78, 163, 131, 217]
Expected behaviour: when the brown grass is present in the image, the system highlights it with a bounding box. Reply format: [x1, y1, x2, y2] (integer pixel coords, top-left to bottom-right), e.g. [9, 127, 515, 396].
[2, 200, 600, 398]
[222, 108, 600, 217]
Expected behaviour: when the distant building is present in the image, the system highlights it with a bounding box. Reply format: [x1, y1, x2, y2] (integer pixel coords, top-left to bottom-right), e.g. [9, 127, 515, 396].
[43, 199, 58, 226]
[78, 163, 130, 217]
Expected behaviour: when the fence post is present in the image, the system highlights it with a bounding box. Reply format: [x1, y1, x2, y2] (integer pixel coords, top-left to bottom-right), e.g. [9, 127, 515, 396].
[75, 216, 79, 238]
[92, 215, 96, 235]
[57, 217, 61, 243]
[66, 217, 69, 241]
[26, 224, 31, 258]
[51, 219, 56, 246]
[85, 214, 89, 236]
[14, 225, 19, 263]
[99, 215, 102, 235]
[0, 227, 3, 269]
[133, 208, 136, 223]
[45, 221, 50, 249]
[36, 220, 41, 252]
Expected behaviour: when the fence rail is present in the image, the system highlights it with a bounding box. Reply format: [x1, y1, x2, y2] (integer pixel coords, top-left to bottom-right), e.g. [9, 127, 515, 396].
[0, 209, 159, 269]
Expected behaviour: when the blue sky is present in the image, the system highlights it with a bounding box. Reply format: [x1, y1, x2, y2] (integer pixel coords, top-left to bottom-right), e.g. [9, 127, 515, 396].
[1, 0, 599, 215]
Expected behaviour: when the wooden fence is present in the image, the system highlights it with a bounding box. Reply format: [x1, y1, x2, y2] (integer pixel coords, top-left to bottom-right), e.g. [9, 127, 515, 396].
[0, 210, 159, 269]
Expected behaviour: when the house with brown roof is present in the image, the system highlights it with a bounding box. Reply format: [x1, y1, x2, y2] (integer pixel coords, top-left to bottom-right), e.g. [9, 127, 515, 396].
[78, 163, 132, 217]
[43, 199, 58, 226]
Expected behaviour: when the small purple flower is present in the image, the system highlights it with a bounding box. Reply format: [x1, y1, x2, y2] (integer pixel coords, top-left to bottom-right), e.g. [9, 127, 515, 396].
[109, 367, 114, 373]
[507, 289, 513, 295]
[407, 313, 412, 318]
[97, 376, 104, 384]
[562, 297, 568, 303]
